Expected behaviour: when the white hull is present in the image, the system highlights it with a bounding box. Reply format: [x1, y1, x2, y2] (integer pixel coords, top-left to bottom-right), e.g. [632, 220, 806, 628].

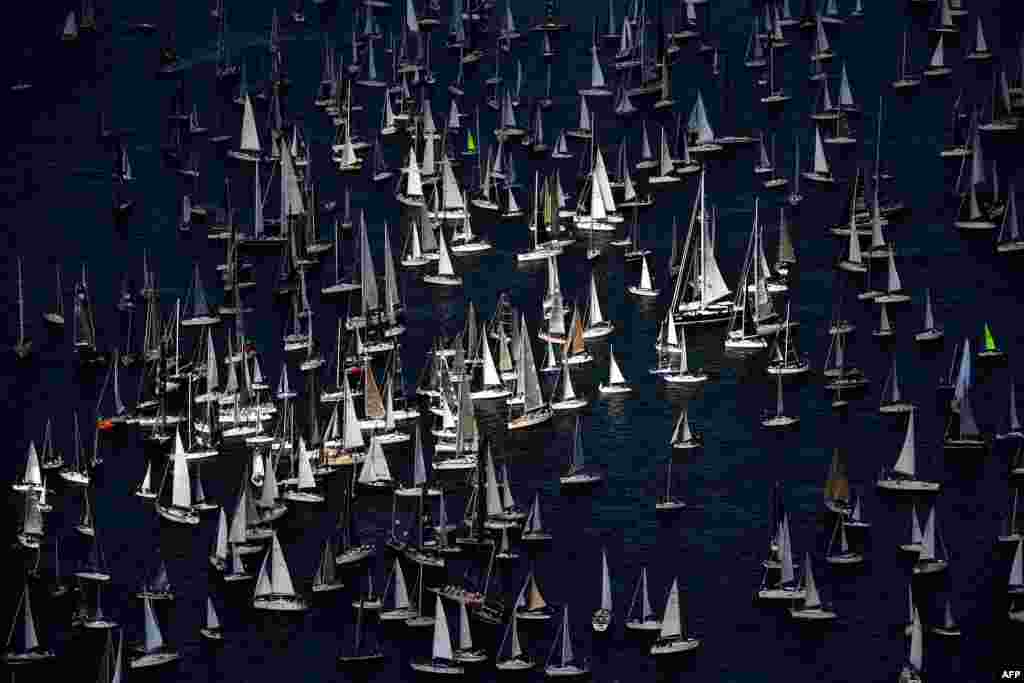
[650, 637, 700, 656]
[551, 398, 589, 412]
[252, 596, 309, 611]
[789, 607, 837, 621]
[757, 587, 806, 600]
[130, 651, 181, 669]
[424, 274, 463, 286]
[598, 383, 632, 395]
[628, 286, 659, 297]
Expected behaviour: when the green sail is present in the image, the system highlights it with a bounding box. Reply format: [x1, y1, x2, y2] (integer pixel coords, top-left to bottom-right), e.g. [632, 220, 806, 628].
[466, 130, 477, 153]
[983, 323, 997, 351]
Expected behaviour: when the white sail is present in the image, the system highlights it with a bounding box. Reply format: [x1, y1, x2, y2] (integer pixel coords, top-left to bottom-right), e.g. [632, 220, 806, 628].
[458, 601, 474, 650]
[590, 51, 606, 89]
[893, 412, 917, 476]
[920, 508, 937, 561]
[779, 514, 795, 584]
[600, 549, 612, 610]
[254, 552, 272, 597]
[393, 558, 411, 609]
[909, 607, 923, 672]
[659, 579, 682, 639]
[801, 554, 821, 609]
[480, 337, 502, 388]
[639, 255, 654, 290]
[143, 598, 164, 652]
[486, 449, 503, 517]
[608, 347, 626, 385]
[588, 275, 605, 326]
[838, 63, 855, 107]
[1011, 540, 1024, 588]
[559, 606, 574, 665]
[297, 441, 316, 490]
[432, 595, 455, 660]
[813, 127, 829, 175]
[269, 533, 297, 596]
[342, 375, 365, 450]
[240, 95, 261, 154]
[171, 430, 192, 508]
[930, 36, 945, 68]
[22, 441, 42, 488]
[214, 507, 228, 561]
[437, 228, 456, 277]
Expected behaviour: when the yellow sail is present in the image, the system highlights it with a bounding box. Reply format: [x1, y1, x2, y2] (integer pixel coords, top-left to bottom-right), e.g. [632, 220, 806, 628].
[542, 177, 553, 227]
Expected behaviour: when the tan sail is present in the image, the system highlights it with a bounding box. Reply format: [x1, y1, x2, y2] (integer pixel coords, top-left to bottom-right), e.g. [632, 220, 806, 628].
[363, 365, 385, 420]
[564, 309, 586, 355]
[527, 575, 547, 610]
[824, 448, 850, 506]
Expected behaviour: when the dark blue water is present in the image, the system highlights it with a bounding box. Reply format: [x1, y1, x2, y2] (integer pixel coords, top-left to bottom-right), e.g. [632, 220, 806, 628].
[3, 0, 1023, 681]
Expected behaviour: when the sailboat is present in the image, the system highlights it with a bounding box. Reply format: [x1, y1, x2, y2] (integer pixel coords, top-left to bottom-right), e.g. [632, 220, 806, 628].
[943, 382, 985, 451]
[656, 461, 687, 511]
[423, 227, 462, 286]
[997, 183, 1024, 253]
[4, 584, 56, 664]
[843, 492, 871, 529]
[200, 596, 223, 641]
[252, 532, 308, 611]
[762, 374, 799, 427]
[627, 253, 659, 297]
[758, 512, 806, 600]
[521, 494, 553, 542]
[670, 407, 702, 450]
[42, 265, 64, 326]
[997, 380, 1023, 441]
[802, 126, 836, 184]
[13, 257, 31, 358]
[155, 430, 199, 525]
[914, 288, 944, 342]
[560, 416, 602, 486]
[379, 558, 417, 620]
[767, 304, 809, 375]
[312, 540, 344, 593]
[339, 599, 385, 664]
[825, 517, 863, 564]
[13, 441, 44, 494]
[583, 273, 613, 339]
[932, 599, 961, 637]
[650, 579, 700, 656]
[878, 412, 940, 491]
[1012, 540, 1024, 595]
[591, 548, 613, 632]
[598, 345, 631, 394]
[129, 598, 180, 668]
[823, 448, 851, 513]
[789, 554, 837, 621]
[913, 507, 949, 575]
[879, 359, 914, 413]
[965, 16, 993, 61]
[410, 596, 464, 674]
[544, 606, 588, 677]
[496, 612, 534, 670]
[625, 568, 661, 630]
[550, 359, 588, 412]
[357, 437, 394, 489]
[900, 608, 925, 683]
[892, 30, 921, 89]
[978, 323, 1006, 360]
[452, 602, 486, 662]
